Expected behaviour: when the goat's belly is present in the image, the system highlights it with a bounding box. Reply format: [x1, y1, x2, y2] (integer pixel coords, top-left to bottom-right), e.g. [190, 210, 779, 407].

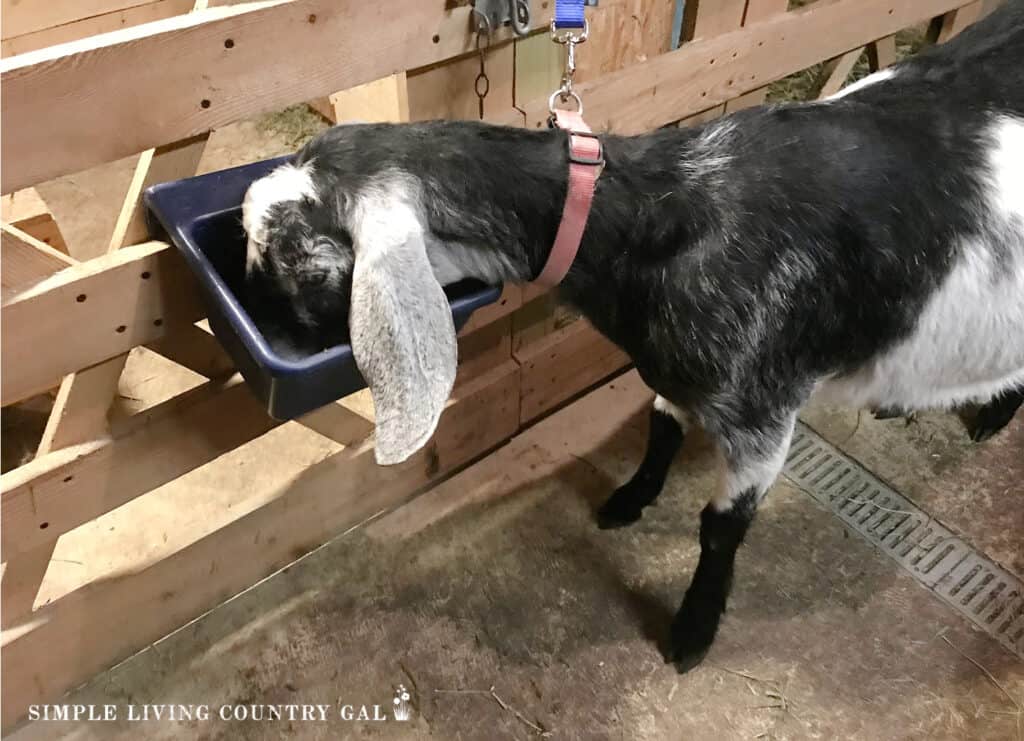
[818, 243, 1024, 411]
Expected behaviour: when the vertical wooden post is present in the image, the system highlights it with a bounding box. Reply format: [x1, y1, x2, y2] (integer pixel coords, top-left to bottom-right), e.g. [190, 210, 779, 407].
[933, 1, 984, 43]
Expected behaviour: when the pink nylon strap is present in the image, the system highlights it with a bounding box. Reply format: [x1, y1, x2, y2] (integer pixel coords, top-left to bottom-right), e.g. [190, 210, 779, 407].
[532, 109, 603, 288]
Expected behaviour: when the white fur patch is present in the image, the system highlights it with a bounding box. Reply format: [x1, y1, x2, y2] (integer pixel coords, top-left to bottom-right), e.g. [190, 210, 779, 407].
[827, 67, 897, 100]
[653, 394, 690, 431]
[713, 413, 796, 511]
[820, 114, 1024, 411]
[242, 161, 318, 272]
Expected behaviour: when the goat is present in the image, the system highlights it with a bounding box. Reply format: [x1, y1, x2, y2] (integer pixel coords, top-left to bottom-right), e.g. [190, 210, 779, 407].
[241, 1, 1024, 672]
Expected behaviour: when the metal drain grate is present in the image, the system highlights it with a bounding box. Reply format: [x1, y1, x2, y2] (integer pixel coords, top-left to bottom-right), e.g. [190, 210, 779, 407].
[783, 422, 1024, 659]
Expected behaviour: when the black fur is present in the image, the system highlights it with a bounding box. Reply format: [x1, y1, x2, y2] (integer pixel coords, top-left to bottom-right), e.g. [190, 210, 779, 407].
[597, 408, 685, 528]
[246, 1, 1024, 673]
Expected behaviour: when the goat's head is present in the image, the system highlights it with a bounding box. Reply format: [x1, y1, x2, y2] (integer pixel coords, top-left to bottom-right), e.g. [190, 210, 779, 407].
[242, 158, 457, 466]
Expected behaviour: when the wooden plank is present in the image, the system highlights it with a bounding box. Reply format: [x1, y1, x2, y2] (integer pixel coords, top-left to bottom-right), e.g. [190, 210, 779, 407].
[1, 1, 556, 193]
[515, 320, 630, 424]
[145, 323, 235, 379]
[501, 0, 971, 133]
[1, 0, 195, 57]
[0, 189, 68, 253]
[935, 0, 984, 42]
[1, 0, 162, 40]
[0, 379, 278, 561]
[817, 47, 864, 99]
[109, 134, 209, 251]
[678, 0, 747, 123]
[0, 361, 520, 729]
[867, 34, 898, 71]
[724, 0, 790, 112]
[459, 283, 522, 335]
[0, 224, 76, 296]
[1, 242, 204, 406]
[315, 73, 410, 124]
[456, 316, 513, 387]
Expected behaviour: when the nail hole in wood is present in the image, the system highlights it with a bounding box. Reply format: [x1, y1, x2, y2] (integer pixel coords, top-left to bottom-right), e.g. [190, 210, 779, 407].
[709, 58, 715, 65]
[201, 99, 211, 109]
[39, 522, 49, 530]
[153, 318, 164, 327]
[224, 38, 235, 48]
[63, 475, 73, 483]
[141, 271, 151, 280]
[432, 34, 440, 43]
[76, 294, 87, 303]
[308, 13, 317, 23]
[116, 325, 127, 333]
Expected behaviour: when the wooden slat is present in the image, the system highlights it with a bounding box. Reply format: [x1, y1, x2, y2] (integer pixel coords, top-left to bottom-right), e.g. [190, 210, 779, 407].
[1, 361, 520, 730]
[2, 0, 195, 57]
[501, 0, 971, 133]
[1, 242, 204, 406]
[1, 0, 556, 193]
[867, 34, 898, 71]
[0, 0, 163, 41]
[145, 323, 235, 379]
[0, 224, 76, 296]
[0, 379, 278, 561]
[818, 47, 864, 99]
[515, 320, 630, 424]
[0, 189, 68, 253]
[314, 72, 410, 124]
[935, 0, 984, 42]
[724, 0, 790, 112]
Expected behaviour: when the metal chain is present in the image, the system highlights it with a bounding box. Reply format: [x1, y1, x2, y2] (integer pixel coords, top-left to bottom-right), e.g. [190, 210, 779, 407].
[475, 21, 492, 120]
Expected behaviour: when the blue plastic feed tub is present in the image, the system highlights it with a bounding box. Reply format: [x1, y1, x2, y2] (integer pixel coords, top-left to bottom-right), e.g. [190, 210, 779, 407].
[144, 156, 502, 421]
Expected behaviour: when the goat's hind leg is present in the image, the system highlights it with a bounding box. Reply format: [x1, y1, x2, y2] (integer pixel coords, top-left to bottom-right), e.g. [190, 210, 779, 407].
[598, 395, 686, 529]
[667, 412, 797, 673]
[968, 384, 1023, 442]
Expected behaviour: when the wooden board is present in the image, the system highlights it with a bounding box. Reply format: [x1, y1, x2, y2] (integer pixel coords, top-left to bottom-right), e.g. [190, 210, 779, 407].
[1, 242, 204, 405]
[0, 380, 279, 561]
[1, 1, 556, 192]
[1, 361, 520, 730]
[0, 224, 75, 297]
[515, 320, 631, 424]
[500, 0, 971, 133]
[0, 189, 68, 253]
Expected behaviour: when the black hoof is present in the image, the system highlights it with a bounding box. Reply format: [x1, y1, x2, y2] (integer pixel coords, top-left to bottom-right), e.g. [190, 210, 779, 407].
[664, 600, 720, 674]
[966, 389, 1022, 443]
[596, 501, 643, 529]
[596, 481, 655, 529]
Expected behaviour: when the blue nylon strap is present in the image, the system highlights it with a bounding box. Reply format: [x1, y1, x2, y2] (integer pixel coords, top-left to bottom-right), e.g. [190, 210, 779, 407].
[554, 0, 585, 29]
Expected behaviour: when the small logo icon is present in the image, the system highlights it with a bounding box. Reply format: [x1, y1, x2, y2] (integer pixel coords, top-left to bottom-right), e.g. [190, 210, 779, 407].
[392, 685, 412, 721]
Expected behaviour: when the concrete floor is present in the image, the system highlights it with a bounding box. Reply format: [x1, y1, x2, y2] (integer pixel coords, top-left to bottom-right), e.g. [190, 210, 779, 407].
[10, 371, 1023, 741]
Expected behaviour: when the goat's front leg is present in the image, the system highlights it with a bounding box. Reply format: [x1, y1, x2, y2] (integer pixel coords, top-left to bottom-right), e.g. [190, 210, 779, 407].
[667, 412, 797, 673]
[598, 395, 686, 529]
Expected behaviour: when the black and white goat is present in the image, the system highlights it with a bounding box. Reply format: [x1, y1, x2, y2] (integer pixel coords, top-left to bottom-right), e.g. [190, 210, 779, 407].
[242, 2, 1024, 671]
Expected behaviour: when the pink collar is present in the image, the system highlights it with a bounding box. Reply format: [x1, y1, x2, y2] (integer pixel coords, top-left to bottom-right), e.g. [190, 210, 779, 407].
[532, 109, 604, 288]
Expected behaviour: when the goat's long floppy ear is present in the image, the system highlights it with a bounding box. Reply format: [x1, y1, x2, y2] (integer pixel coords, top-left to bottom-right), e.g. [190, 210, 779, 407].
[349, 201, 457, 465]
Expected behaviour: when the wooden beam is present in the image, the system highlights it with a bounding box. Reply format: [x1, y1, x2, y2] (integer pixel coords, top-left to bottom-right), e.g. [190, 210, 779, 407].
[145, 323, 235, 379]
[724, 0, 790, 112]
[1, 379, 279, 561]
[1, 0, 195, 57]
[867, 34, 898, 71]
[500, 0, 971, 133]
[515, 320, 630, 424]
[1, 361, 520, 729]
[313, 72, 410, 125]
[0, 223, 75, 297]
[818, 47, 864, 100]
[679, 0, 747, 123]
[0, 189, 68, 254]
[1, 242, 204, 406]
[1, 0, 556, 193]
[934, 0, 984, 42]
